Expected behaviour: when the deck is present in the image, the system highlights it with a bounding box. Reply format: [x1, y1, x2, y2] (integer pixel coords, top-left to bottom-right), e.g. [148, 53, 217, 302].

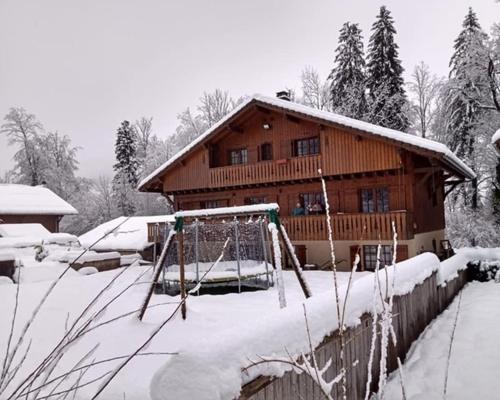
[147, 211, 413, 243]
[209, 155, 322, 188]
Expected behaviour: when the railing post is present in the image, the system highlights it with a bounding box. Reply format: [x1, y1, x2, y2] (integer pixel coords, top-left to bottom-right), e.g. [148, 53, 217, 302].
[234, 218, 242, 293]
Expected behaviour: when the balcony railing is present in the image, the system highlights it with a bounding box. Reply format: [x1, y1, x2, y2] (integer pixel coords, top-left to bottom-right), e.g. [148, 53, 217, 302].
[209, 155, 321, 188]
[148, 211, 413, 243]
[282, 211, 413, 241]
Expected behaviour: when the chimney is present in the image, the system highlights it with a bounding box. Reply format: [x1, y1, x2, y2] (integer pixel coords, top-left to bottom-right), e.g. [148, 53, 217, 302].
[276, 90, 291, 101]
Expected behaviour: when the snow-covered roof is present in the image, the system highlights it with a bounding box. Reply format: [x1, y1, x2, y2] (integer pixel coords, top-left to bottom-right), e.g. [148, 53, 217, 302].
[138, 94, 475, 191]
[79, 215, 175, 251]
[175, 203, 280, 219]
[0, 184, 78, 215]
[0, 223, 50, 238]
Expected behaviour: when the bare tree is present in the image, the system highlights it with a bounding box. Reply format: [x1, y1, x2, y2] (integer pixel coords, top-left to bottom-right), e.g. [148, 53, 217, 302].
[134, 117, 153, 160]
[1, 108, 44, 186]
[300, 67, 331, 111]
[407, 62, 442, 137]
[198, 89, 237, 127]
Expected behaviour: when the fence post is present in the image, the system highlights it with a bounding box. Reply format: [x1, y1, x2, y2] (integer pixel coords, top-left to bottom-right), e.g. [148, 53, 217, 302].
[178, 229, 187, 320]
[259, 218, 271, 289]
[234, 217, 242, 293]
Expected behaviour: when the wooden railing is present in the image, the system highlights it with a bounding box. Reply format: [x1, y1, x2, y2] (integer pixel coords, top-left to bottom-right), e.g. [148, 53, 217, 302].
[282, 211, 413, 241]
[209, 155, 322, 188]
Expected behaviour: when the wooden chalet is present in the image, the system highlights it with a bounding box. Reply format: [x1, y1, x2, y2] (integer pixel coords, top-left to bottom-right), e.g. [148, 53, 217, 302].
[139, 93, 474, 271]
[0, 184, 78, 233]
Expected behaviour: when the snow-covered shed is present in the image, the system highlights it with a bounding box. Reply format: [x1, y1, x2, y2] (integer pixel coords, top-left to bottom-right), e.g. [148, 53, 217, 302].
[0, 184, 78, 232]
[79, 215, 174, 261]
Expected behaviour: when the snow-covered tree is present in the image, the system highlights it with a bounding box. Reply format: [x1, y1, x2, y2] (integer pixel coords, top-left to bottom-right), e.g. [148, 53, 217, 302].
[39, 132, 79, 200]
[444, 8, 490, 160]
[366, 6, 409, 131]
[113, 120, 138, 186]
[407, 62, 442, 137]
[300, 67, 331, 111]
[329, 22, 367, 119]
[112, 120, 139, 216]
[1, 107, 44, 186]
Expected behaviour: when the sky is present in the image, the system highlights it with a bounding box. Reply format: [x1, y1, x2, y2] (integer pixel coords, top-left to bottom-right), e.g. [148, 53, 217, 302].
[0, 0, 498, 179]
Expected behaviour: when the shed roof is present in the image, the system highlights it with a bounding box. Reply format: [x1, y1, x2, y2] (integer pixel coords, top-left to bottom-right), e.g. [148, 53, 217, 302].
[79, 214, 175, 251]
[138, 94, 476, 192]
[0, 184, 78, 215]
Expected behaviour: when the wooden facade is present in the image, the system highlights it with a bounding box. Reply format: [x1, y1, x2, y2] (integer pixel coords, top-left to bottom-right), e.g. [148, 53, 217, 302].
[141, 96, 472, 267]
[0, 214, 61, 233]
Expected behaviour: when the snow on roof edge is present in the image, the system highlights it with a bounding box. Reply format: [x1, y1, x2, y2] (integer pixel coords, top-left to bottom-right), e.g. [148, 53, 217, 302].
[138, 95, 475, 191]
[174, 203, 279, 219]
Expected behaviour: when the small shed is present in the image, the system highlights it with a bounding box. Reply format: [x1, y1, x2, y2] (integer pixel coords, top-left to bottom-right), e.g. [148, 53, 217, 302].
[79, 215, 175, 262]
[0, 184, 78, 232]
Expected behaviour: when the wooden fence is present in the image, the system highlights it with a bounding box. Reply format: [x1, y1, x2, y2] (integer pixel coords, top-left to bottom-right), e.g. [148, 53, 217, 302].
[239, 269, 469, 400]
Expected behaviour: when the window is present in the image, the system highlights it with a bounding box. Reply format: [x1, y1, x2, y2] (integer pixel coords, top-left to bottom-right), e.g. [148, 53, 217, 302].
[260, 143, 273, 161]
[244, 196, 267, 205]
[299, 192, 325, 215]
[376, 187, 390, 212]
[363, 245, 393, 271]
[361, 189, 375, 213]
[293, 137, 320, 157]
[229, 148, 248, 165]
[201, 200, 227, 209]
[361, 187, 390, 213]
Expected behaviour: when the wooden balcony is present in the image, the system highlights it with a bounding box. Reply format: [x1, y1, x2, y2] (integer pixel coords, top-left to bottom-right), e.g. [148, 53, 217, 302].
[282, 211, 413, 241]
[209, 155, 322, 188]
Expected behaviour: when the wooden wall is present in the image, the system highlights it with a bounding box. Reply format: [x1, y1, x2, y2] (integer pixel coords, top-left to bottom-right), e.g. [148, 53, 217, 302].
[239, 269, 469, 400]
[0, 214, 60, 233]
[174, 174, 408, 216]
[161, 109, 402, 193]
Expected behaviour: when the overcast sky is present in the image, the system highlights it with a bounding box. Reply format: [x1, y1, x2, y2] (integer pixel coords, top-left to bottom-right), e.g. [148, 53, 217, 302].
[0, 0, 498, 178]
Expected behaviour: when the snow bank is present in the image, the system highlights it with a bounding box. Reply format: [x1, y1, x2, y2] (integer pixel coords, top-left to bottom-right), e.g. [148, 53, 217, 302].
[0, 236, 42, 249]
[385, 281, 500, 400]
[0, 184, 78, 215]
[79, 215, 174, 251]
[44, 233, 80, 246]
[438, 248, 500, 286]
[0, 223, 50, 238]
[0, 251, 16, 262]
[150, 253, 440, 400]
[14, 262, 80, 283]
[56, 251, 121, 264]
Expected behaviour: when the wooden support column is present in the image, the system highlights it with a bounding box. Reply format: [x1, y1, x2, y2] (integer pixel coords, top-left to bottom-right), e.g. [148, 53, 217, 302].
[279, 224, 311, 299]
[178, 230, 187, 320]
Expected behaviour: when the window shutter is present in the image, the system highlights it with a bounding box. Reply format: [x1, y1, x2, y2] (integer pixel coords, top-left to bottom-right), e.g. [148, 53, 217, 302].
[396, 245, 408, 262]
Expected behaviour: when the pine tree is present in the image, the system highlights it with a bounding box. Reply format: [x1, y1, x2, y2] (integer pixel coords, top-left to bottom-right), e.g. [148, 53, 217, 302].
[365, 6, 409, 131]
[329, 22, 367, 119]
[445, 8, 489, 159]
[112, 120, 138, 216]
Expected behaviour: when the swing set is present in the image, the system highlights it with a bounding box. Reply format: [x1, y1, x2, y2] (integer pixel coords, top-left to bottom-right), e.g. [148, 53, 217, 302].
[139, 203, 311, 320]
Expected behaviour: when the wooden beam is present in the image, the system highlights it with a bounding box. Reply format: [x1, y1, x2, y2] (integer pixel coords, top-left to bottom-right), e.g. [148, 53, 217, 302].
[285, 114, 300, 124]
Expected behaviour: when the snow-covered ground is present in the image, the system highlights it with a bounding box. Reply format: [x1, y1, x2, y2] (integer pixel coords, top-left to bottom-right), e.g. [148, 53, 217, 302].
[385, 281, 500, 400]
[0, 266, 368, 399]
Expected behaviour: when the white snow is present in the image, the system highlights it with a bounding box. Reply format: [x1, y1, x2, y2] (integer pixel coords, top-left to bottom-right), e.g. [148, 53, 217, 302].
[174, 203, 280, 219]
[384, 281, 500, 400]
[0, 251, 15, 262]
[492, 128, 500, 144]
[139, 95, 475, 190]
[0, 184, 78, 215]
[55, 251, 121, 264]
[79, 215, 174, 251]
[164, 260, 269, 282]
[150, 253, 440, 400]
[0, 236, 42, 249]
[0, 223, 50, 238]
[438, 247, 500, 285]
